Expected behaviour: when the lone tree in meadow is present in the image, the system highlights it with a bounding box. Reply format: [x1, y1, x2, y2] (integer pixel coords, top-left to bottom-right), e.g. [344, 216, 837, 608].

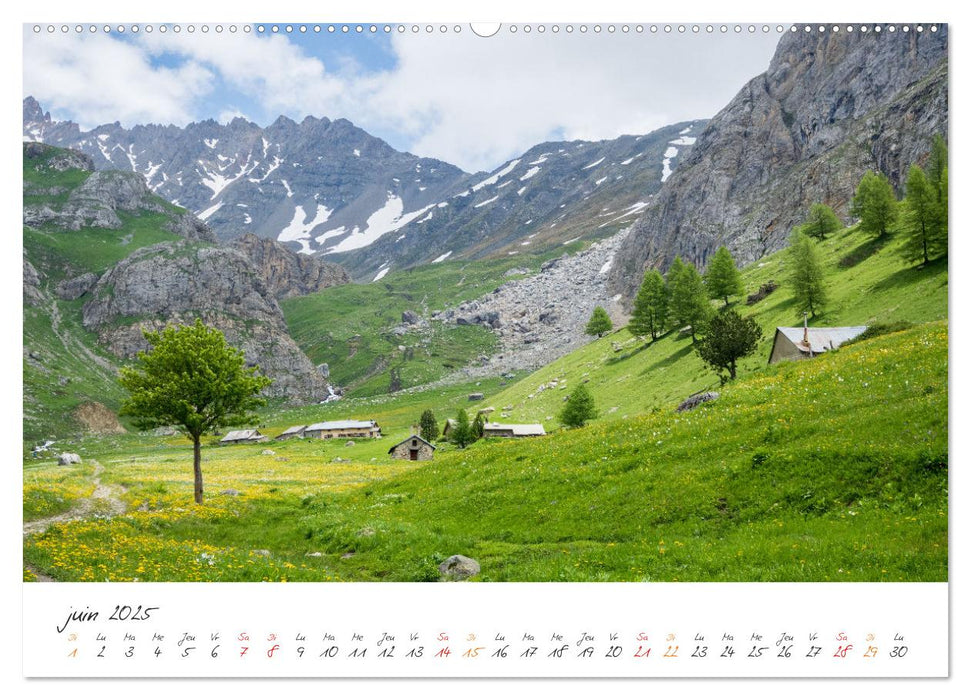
[419, 409, 440, 442]
[668, 259, 711, 341]
[119, 319, 272, 505]
[629, 269, 668, 341]
[786, 231, 827, 319]
[585, 306, 613, 338]
[850, 170, 899, 238]
[801, 203, 842, 241]
[694, 308, 764, 382]
[901, 164, 947, 266]
[450, 408, 474, 449]
[703, 246, 743, 306]
[559, 383, 597, 429]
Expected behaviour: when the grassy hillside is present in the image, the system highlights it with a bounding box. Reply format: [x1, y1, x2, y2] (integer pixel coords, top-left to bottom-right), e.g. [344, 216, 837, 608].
[475, 224, 947, 426]
[23, 149, 186, 442]
[24, 322, 947, 582]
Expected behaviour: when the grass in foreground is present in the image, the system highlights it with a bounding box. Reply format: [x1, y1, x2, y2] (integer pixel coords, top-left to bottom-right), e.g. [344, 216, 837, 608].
[24, 323, 947, 582]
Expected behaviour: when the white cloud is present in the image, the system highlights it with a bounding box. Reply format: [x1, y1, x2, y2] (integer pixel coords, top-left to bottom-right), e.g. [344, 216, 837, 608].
[23, 27, 779, 172]
[23, 29, 212, 128]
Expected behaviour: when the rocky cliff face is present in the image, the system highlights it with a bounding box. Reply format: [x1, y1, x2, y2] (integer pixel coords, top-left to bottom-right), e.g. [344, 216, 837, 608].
[235, 233, 350, 299]
[609, 26, 948, 301]
[81, 241, 330, 402]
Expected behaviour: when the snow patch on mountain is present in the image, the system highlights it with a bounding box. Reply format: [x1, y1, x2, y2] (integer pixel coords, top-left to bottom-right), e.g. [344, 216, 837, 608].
[278, 203, 334, 254]
[324, 194, 435, 254]
[472, 159, 520, 191]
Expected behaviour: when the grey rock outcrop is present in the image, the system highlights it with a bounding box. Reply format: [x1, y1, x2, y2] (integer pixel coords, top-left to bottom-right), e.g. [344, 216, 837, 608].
[609, 25, 948, 301]
[235, 233, 349, 299]
[23, 143, 173, 232]
[57, 452, 82, 465]
[56, 272, 99, 300]
[163, 211, 218, 243]
[439, 555, 481, 581]
[81, 241, 329, 402]
[676, 392, 720, 413]
[23, 257, 43, 306]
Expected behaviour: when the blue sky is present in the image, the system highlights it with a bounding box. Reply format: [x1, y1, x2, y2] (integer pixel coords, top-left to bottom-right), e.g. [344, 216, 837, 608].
[23, 24, 781, 172]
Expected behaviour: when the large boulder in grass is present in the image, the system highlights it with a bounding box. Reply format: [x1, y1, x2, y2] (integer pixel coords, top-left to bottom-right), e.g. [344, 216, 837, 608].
[439, 555, 481, 581]
[57, 452, 82, 465]
[676, 392, 720, 413]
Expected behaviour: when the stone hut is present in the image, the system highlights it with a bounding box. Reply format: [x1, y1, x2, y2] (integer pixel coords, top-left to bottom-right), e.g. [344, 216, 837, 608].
[482, 422, 546, 438]
[304, 420, 381, 439]
[275, 425, 307, 440]
[768, 325, 867, 364]
[388, 434, 436, 461]
[220, 429, 267, 445]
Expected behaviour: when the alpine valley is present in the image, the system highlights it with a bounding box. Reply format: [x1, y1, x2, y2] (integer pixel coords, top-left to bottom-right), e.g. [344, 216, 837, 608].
[23, 26, 949, 585]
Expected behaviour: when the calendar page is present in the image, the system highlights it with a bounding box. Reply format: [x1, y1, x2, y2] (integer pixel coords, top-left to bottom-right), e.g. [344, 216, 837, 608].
[16, 0, 952, 688]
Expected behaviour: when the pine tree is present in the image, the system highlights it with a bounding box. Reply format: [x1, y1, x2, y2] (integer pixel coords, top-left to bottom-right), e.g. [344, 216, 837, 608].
[694, 308, 764, 382]
[786, 230, 827, 318]
[472, 412, 486, 440]
[585, 306, 613, 337]
[419, 409, 439, 443]
[629, 269, 668, 341]
[668, 260, 711, 341]
[450, 409, 473, 448]
[559, 383, 597, 428]
[928, 134, 948, 200]
[801, 203, 842, 240]
[703, 246, 743, 306]
[850, 170, 898, 238]
[901, 165, 947, 265]
[666, 256, 687, 289]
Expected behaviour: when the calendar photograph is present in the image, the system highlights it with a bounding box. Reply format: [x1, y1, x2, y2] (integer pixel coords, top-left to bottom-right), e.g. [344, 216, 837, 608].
[22, 20, 948, 594]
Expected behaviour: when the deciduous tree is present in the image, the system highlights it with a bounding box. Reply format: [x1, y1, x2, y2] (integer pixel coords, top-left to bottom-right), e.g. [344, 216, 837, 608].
[694, 309, 764, 381]
[119, 320, 272, 505]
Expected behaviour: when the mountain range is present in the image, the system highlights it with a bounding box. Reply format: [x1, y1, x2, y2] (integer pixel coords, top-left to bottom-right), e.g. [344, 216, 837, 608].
[24, 96, 704, 280]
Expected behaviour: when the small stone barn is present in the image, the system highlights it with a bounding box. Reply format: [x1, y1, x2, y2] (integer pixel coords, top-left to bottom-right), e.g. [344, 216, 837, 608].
[304, 420, 382, 439]
[388, 434, 436, 461]
[220, 429, 267, 445]
[441, 418, 458, 438]
[275, 425, 306, 441]
[482, 422, 546, 438]
[768, 325, 868, 364]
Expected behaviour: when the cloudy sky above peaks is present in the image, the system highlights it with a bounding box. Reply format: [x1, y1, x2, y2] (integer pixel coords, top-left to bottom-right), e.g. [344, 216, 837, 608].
[23, 24, 779, 172]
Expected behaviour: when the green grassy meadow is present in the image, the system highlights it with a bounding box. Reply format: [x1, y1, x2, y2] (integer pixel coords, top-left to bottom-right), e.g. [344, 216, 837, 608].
[23, 146, 949, 584]
[24, 321, 947, 582]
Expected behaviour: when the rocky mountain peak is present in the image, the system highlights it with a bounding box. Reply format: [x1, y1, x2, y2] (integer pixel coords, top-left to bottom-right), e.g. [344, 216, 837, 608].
[608, 25, 948, 302]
